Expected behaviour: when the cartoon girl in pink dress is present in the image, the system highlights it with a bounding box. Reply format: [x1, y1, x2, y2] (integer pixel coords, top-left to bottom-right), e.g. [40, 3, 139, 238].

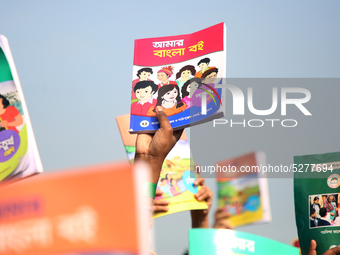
[180, 78, 201, 110]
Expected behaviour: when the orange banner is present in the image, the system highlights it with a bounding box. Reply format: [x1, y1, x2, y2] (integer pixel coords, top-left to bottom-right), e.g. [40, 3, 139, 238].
[0, 162, 146, 255]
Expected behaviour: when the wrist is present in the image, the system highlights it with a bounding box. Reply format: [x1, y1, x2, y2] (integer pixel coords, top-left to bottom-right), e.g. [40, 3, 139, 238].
[134, 154, 164, 184]
[191, 211, 209, 228]
[134, 153, 164, 170]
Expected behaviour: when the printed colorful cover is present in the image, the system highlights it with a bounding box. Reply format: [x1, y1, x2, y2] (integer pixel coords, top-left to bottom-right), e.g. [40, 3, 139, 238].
[0, 162, 149, 255]
[116, 114, 208, 218]
[294, 151, 340, 255]
[189, 229, 300, 255]
[129, 23, 226, 133]
[216, 152, 271, 227]
[0, 35, 43, 182]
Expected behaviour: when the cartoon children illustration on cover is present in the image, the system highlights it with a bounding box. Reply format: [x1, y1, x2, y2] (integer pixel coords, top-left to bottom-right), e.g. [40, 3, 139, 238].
[131, 67, 153, 100]
[0, 94, 23, 133]
[181, 78, 201, 110]
[175, 65, 196, 92]
[194, 58, 216, 78]
[158, 178, 173, 198]
[130, 81, 158, 116]
[201, 67, 219, 84]
[170, 178, 182, 196]
[155, 176, 186, 199]
[130, 59, 222, 118]
[157, 66, 177, 89]
[146, 84, 186, 116]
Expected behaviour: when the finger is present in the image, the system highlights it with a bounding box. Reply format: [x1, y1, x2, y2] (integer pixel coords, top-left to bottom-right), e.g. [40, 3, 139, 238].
[214, 220, 233, 229]
[194, 186, 206, 198]
[155, 189, 164, 196]
[308, 240, 317, 255]
[196, 190, 211, 202]
[153, 200, 170, 206]
[136, 133, 153, 142]
[135, 133, 153, 154]
[325, 245, 340, 255]
[216, 211, 232, 220]
[194, 177, 205, 186]
[155, 106, 172, 132]
[153, 205, 169, 212]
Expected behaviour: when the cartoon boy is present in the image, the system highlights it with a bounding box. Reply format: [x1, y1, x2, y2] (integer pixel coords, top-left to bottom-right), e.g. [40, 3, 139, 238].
[201, 67, 219, 84]
[132, 67, 153, 100]
[194, 58, 215, 78]
[157, 66, 177, 89]
[130, 81, 158, 116]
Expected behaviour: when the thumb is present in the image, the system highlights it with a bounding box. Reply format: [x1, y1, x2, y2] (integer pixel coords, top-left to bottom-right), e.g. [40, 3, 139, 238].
[308, 240, 317, 255]
[156, 106, 172, 131]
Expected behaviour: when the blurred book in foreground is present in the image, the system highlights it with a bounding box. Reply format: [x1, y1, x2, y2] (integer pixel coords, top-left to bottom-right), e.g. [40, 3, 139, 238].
[0, 161, 150, 255]
[0, 35, 43, 183]
[189, 229, 300, 255]
[216, 151, 271, 228]
[116, 114, 207, 219]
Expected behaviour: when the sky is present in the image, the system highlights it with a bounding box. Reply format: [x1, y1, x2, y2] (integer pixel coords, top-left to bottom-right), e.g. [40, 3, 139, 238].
[1, 1, 340, 255]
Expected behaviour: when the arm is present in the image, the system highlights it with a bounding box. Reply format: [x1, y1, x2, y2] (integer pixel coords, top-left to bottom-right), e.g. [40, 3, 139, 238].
[134, 106, 183, 189]
[1, 113, 23, 128]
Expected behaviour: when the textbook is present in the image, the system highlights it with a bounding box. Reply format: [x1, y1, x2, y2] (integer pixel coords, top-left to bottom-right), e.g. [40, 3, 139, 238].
[116, 114, 208, 218]
[216, 152, 271, 228]
[129, 23, 226, 133]
[189, 229, 300, 255]
[294, 151, 340, 255]
[0, 162, 149, 255]
[0, 35, 43, 182]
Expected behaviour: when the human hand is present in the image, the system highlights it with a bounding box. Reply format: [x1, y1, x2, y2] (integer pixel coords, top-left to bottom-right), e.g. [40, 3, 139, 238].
[153, 190, 170, 213]
[193, 177, 213, 214]
[213, 207, 233, 229]
[308, 240, 340, 255]
[135, 106, 183, 183]
[191, 177, 213, 228]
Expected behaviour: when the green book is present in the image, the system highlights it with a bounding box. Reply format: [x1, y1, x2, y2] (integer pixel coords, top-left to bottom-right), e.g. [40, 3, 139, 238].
[189, 229, 300, 255]
[294, 151, 340, 255]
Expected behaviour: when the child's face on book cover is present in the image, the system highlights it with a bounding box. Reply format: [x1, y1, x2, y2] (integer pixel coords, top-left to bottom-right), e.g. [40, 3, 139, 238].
[136, 86, 154, 101]
[204, 72, 217, 83]
[139, 71, 151, 81]
[162, 88, 178, 102]
[199, 63, 208, 71]
[189, 82, 199, 96]
[181, 70, 191, 79]
[157, 72, 168, 82]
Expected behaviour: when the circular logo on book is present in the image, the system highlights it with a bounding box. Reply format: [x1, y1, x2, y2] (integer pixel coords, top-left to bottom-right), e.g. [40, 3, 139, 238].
[182, 171, 198, 194]
[0, 130, 20, 162]
[191, 83, 216, 107]
[140, 120, 149, 128]
[329, 245, 338, 249]
[327, 174, 340, 188]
